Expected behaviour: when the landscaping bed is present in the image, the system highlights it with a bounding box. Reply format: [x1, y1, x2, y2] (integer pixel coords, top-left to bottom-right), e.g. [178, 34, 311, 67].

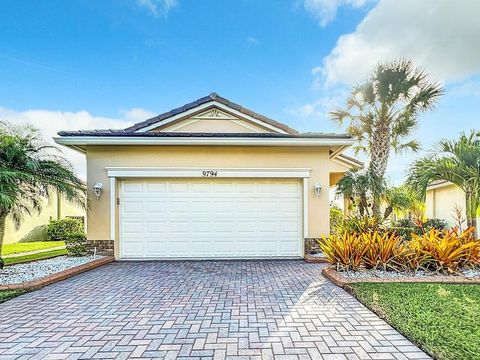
[0, 256, 114, 290]
[350, 283, 480, 360]
[323, 267, 480, 287]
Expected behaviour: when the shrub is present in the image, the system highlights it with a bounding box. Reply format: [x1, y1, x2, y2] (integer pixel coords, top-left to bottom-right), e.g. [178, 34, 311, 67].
[330, 206, 344, 234]
[392, 218, 448, 241]
[337, 216, 384, 234]
[65, 231, 87, 257]
[47, 218, 84, 241]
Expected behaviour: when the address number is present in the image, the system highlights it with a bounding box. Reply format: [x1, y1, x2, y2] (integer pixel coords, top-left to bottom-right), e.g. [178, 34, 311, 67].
[202, 170, 218, 177]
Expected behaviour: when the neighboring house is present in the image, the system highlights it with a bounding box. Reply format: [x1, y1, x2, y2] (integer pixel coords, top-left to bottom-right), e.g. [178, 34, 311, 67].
[426, 180, 479, 228]
[54, 93, 358, 259]
[4, 191, 85, 244]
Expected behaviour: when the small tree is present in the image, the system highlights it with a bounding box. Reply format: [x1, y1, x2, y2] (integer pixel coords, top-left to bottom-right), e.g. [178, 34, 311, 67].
[0, 122, 86, 268]
[331, 59, 444, 217]
[407, 131, 480, 237]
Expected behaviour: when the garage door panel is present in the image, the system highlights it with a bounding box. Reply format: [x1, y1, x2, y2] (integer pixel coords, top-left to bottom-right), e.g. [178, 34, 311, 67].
[120, 179, 302, 259]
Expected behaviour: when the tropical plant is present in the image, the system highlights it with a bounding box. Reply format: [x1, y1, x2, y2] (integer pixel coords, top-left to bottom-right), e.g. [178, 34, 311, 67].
[382, 185, 422, 220]
[335, 170, 379, 217]
[407, 131, 480, 237]
[0, 122, 86, 267]
[320, 228, 479, 273]
[320, 232, 367, 271]
[361, 232, 405, 271]
[411, 228, 478, 274]
[331, 59, 444, 217]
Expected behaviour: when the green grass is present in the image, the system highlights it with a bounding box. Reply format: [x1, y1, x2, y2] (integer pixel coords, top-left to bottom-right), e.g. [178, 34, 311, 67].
[0, 289, 26, 303]
[4, 248, 67, 266]
[351, 283, 480, 360]
[2, 241, 65, 256]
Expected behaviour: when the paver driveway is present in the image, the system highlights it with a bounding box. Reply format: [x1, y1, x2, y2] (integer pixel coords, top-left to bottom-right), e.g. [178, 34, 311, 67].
[0, 261, 430, 360]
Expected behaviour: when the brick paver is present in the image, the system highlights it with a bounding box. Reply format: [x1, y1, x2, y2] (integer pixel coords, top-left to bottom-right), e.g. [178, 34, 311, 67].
[0, 261, 430, 359]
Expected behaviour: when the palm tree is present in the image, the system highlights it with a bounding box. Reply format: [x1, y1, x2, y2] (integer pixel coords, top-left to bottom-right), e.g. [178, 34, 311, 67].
[0, 122, 86, 268]
[335, 170, 381, 217]
[382, 185, 422, 221]
[407, 131, 480, 237]
[331, 59, 444, 217]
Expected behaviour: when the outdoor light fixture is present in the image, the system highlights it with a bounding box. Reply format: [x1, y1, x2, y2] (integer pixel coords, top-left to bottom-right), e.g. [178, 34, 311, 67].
[93, 182, 103, 199]
[314, 183, 322, 197]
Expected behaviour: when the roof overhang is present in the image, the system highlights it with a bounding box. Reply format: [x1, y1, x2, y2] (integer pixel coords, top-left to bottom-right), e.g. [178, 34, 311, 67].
[427, 180, 453, 190]
[54, 136, 355, 153]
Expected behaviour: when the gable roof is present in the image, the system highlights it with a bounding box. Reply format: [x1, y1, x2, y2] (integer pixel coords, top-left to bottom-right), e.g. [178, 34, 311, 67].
[124, 93, 299, 134]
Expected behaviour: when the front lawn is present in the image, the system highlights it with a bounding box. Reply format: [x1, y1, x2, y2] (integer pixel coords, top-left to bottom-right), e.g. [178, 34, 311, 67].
[0, 290, 26, 303]
[4, 248, 68, 266]
[351, 283, 480, 360]
[2, 241, 65, 256]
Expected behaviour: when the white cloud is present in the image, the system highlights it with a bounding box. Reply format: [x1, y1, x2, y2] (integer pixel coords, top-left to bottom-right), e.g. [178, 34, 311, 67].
[0, 107, 153, 180]
[247, 36, 259, 45]
[136, 0, 178, 17]
[120, 108, 156, 122]
[303, 0, 369, 27]
[318, 0, 480, 86]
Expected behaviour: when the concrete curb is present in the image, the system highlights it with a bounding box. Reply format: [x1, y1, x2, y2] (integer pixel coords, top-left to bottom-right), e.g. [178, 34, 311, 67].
[0, 256, 115, 291]
[322, 267, 480, 288]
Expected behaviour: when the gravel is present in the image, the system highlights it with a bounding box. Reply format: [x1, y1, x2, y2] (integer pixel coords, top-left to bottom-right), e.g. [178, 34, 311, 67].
[340, 268, 480, 279]
[0, 256, 104, 285]
[463, 269, 480, 278]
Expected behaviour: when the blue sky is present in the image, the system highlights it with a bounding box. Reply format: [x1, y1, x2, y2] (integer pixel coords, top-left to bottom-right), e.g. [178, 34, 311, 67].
[1, 0, 479, 181]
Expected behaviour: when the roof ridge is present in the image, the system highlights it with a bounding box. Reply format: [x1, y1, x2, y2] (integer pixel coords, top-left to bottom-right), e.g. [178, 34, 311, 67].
[123, 93, 299, 134]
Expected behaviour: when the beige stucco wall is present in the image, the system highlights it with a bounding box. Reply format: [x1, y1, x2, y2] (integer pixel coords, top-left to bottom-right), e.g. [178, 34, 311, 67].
[159, 119, 270, 133]
[426, 184, 466, 227]
[85, 145, 332, 249]
[4, 192, 85, 244]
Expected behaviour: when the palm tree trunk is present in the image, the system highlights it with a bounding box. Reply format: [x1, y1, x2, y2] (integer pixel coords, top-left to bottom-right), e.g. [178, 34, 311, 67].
[465, 192, 479, 239]
[368, 113, 390, 218]
[0, 212, 6, 268]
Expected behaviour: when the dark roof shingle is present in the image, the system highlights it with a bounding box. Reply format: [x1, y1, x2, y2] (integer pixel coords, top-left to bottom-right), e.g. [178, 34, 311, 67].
[123, 93, 299, 134]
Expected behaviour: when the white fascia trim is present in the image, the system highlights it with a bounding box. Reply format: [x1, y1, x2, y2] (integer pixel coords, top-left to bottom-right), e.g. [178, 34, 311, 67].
[110, 177, 116, 242]
[331, 156, 363, 169]
[427, 181, 454, 190]
[106, 167, 311, 179]
[303, 178, 309, 241]
[135, 101, 290, 134]
[53, 136, 355, 147]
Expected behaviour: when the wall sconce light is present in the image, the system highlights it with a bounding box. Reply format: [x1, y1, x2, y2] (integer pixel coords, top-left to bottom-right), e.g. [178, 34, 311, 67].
[314, 183, 322, 197]
[93, 182, 103, 199]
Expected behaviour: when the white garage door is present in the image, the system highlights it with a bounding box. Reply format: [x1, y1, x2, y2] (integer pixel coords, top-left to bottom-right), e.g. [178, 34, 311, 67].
[119, 179, 303, 259]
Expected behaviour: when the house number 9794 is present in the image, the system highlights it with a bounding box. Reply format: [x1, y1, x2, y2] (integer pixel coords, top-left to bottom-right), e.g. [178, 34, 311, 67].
[202, 170, 218, 177]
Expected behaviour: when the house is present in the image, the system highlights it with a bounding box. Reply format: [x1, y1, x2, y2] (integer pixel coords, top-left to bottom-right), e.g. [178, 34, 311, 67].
[54, 93, 359, 259]
[4, 191, 85, 244]
[426, 180, 479, 228]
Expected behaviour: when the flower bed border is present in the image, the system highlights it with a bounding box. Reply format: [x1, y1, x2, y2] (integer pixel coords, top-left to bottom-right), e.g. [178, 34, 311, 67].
[304, 254, 328, 263]
[322, 266, 480, 289]
[0, 256, 115, 291]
